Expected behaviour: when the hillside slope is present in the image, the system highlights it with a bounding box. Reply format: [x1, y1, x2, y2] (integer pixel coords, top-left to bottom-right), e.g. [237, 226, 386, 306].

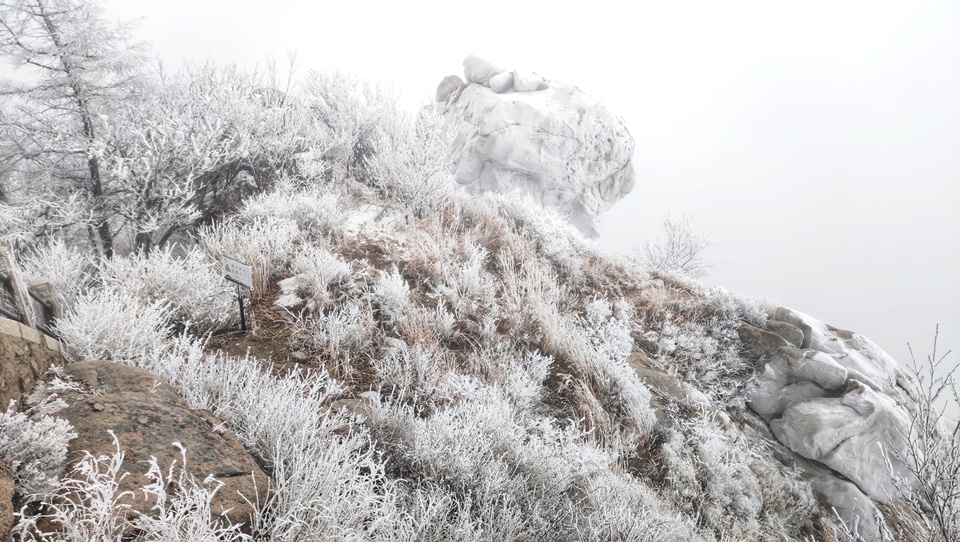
[0, 49, 954, 542]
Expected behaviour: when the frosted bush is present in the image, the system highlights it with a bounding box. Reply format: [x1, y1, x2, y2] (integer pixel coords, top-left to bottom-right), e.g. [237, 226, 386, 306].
[240, 180, 347, 239]
[55, 288, 172, 363]
[578, 472, 706, 541]
[498, 349, 552, 415]
[197, 216, 300, 293]
[142, 342, 400, 541]
[657, 316, 747, 403]
[369, 375, 694, 540]
[0, 402, 75, 498]
[14, 435, 249, 542]
[491, 191, 588, 276]
[18, 238, 95, 309]
[99, 245, 237, 332]
[372, 265, 408, 326]
[706, 286, 775, 329]
[366, 105, 453, 218]
[302, 69, 399, 169]
[634, 215, 713, 279]
[374, 342, 444, 401]
[438, 241, 495, 320]
[583, 298, 634, 365]
[277, 245, 353, 312]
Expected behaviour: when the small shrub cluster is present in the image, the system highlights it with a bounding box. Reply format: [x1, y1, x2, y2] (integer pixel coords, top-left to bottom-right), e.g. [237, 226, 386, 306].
[13, 435, 250, 542]
[0, 400, 75, 499]
[99, 245, 237, 333]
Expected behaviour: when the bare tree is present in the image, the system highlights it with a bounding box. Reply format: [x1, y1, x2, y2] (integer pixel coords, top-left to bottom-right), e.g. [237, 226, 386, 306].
[886, 325, 959, 542]
[0, 0, 144, 256]
[634, 215, 714, 278]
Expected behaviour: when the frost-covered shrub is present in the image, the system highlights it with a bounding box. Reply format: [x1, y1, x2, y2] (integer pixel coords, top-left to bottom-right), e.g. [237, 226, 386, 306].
[706, 286, 775, 329]
[374, 342, 445, 402]
[18, 239, 95, 310]
[634, 215, 713, 279]
[583, 298, 634, 365]
[538, 303, 656, 440]
[371, 376, 607, 540]
[578, 471, 705, 541]
[276, 245, 353, 312]
[99, 245, 237, 332]
[370, 375, 698, 540]
[372, 265, 408, 327]
[302, 69, 400, 170]
[491, 191, 590, 277]
[144, 342, 400, 541]
[240, 180, 347, 239]
[55, 289, 172, 363]
[366, 105, 453, 218]
[437, 241, 496, 320]
[0, 402, 75, 498]
[656, 316, 748, 403]
[14, 435, 250, 542]
[197, 216, 300, 293]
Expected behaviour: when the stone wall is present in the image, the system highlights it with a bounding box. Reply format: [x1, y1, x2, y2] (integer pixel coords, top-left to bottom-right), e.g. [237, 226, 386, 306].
[0, 316, 63, 411]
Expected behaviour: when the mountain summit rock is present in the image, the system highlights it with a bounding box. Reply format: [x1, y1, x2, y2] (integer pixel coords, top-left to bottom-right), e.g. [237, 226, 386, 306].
[437, 55, 636, 237]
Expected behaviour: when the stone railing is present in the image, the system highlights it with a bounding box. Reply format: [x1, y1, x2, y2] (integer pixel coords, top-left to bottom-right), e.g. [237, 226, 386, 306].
[0, 247, 63, 410]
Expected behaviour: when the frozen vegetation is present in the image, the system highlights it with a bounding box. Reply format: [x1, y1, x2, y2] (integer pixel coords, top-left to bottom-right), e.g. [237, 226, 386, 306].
[0, 1, 957, 541]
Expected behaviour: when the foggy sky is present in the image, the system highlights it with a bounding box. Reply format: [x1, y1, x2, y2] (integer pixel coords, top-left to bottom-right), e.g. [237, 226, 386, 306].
[102, 0, 960, 368]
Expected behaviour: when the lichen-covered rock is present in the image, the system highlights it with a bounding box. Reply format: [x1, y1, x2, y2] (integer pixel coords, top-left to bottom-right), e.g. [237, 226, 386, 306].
[45, 361, 267, 531]
[439, 56, 635, 237]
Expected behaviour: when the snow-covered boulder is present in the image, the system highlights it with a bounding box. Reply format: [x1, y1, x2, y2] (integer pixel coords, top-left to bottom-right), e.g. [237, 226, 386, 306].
[771, 379, 914, 499]
[437, 56, 635, 237]
[740, 308, 920, 536]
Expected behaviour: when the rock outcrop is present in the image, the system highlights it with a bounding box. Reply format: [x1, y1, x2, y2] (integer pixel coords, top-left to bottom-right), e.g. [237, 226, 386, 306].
[741, 308, 919, 539]
[42, 361, 267, 531]
[437, 55, 635, 238]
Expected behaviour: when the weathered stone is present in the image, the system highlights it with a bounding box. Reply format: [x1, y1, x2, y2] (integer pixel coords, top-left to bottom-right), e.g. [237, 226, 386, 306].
[18, 324, 40, 344]
[513, 70, 545, 91]
[463, 54, 503, 86]
[435, 74, 466, 103]
[488, 71, 514, 94]
[766, 319, 804, 348]
[770, 380, 914, 499]
[741, 308, 922, 540]
[47, 361, 268, 531]
[0, 318, 19, 339]
[810, 475, 886, 541]
[0, 460, 13, 541]
[442, 56, 635, 237]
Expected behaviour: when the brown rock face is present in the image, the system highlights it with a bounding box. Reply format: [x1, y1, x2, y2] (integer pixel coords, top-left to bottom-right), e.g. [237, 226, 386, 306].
[0, 460, 13, 541]
[47, 361, 267, 531]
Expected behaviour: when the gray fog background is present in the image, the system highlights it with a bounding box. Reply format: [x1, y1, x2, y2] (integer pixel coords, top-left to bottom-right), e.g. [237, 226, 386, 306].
[101, 0, 958, 369]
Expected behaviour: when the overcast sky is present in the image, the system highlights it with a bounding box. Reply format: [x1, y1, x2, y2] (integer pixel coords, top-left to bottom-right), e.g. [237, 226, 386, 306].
[101, 0, 960, 368]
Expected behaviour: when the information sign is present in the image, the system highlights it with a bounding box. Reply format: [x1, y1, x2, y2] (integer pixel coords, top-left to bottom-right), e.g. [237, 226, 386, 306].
[222, 256, 253, 289]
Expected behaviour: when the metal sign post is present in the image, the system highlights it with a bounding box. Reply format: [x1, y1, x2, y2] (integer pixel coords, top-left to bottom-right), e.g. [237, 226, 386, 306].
[222, 256, 253, 332]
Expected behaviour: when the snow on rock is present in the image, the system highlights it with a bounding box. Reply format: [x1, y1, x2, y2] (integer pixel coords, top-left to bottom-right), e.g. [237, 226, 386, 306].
[740, 308, 919, 535]
[770, 379, 913, 499]
[436, 55, 635, 238]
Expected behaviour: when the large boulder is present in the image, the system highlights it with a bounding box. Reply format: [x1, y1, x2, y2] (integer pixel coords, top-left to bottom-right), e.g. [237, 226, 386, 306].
[42, 361, 267, 531]
[438, 56, 635, 237]
[741, 309, 919, 538]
